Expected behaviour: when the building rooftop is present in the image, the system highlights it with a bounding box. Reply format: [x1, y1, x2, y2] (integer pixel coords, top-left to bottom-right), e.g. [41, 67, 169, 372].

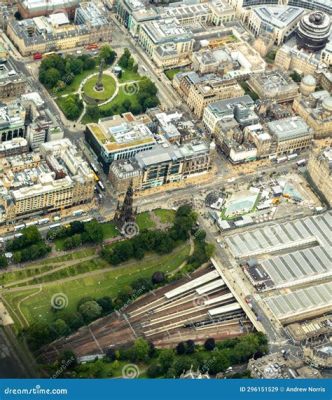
[0, 61, 26, 87]
[142, 18, 192, 44]
[87, 114, 156, 154]
[11, 3, 109, 46]
[206, 95, 254, 117]
[225, 211, 332, 258]
[19, 0, 79, 11]
[253, 6, 304, 29]
[267, 116, 311, 141]
[260, 246, 332, 288]
[265, 281, 332, 321]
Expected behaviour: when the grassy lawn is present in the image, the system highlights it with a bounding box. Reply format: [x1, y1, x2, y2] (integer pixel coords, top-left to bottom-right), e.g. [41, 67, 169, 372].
[0, 248, 96, 287]
[55, 94, 83, 121]
[3, 243, 190, 326]
[153, 209, 175, 224]
[101, 87, 139, 110]
[164, 68, 186, 80]
[76, 359, 147, 378]
[118, 68, 141, 83]
[55, 238, 65, 251]
[0, 265, 55, 287]
[53, 66, 98, 96]
[136, 212, 155, 231]
[38, 248, 97, 265]
[81, 113, 96, 124]
[15, 257, 108, 287]
[101, 222, 119, 239]
[83, 75, 116, 101]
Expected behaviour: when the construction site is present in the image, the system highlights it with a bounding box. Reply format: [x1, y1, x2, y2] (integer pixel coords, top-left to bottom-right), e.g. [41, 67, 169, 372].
[40, 264, 256, 363]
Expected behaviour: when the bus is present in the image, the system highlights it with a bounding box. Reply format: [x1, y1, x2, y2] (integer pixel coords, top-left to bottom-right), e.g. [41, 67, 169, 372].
[98, 181, 105, 191]
[14, 224, 25, 231]
[25, 221, 39, 227]
[90, 162, 99, 174]
[86, 43, 98, 50]
[43, 52, 56, 58]
[287, 153, 298, 161]
[38, 218, 50, 225]
[49, 223, 61, 230]
[33, 52, 42, 60]
[73, 209, 84, 217]
[297, 159, 307, 167]
[277, 156, 287, 164]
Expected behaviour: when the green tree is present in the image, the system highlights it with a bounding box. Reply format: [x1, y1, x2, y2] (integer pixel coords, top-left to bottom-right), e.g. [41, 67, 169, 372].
[26, 323, 55, 350]
[131, 338, 150, 362]
[84, 220, 103, 243]
[186, 339, 195, 354]
[13, 251, 21, 264]
[290, 71, 302, 83]
[82, 57, 96, 70]
[118, 48, 131, 69]
[62, 95, 83, 120]
[78, 300, 102, 322]
[0, 255, 8, 269]
[176, 341, 186, 355]
[58, 350, 78, 370]
[51, 319, 70, 337]
[208, 351, 230, 375]
[147, 362, 163, 378]
[97, 296, 113, 313]
[69, 58, 83, 75]
[44, 67, 61, 88]
[204, 338, 216, 351]
[151, 271, 165, 285]
[85, 106, 100, 121]
[64, 312, 84, 330]
[173, 356, 195, 376]
[158, 349, 175, 372]
[143, 96, 159, 110]
[99, 45, 116, 65]
[70, 221, 85, 235]
[131, 277, 152, 292]
[129, 103, 142, 115]
[77, 296, 95, 309]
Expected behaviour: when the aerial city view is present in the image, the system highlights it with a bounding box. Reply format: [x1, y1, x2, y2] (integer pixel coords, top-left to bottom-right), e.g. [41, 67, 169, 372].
[0, 0, 331, 384]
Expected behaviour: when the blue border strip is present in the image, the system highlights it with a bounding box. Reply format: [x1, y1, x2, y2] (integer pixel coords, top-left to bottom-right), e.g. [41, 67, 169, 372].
[0, 379, 331, 400]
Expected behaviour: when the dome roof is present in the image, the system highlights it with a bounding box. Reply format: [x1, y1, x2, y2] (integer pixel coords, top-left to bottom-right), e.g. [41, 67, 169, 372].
[302, 74, 316, 86]
[322, 96, 332, 111]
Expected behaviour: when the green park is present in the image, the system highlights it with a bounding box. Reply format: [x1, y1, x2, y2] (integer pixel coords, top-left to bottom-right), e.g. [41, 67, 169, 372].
[0, 207, 202, 330]
[38, 46, 159, 123]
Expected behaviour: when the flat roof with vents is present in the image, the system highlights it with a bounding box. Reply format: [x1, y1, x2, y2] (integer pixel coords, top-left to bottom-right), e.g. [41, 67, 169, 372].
[265, 282, 332, 322]
[225, 211, 332, 258]
[164, 270, 220, 299]
[208, 302, 241, 317]
[261, 246, 332, 288]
